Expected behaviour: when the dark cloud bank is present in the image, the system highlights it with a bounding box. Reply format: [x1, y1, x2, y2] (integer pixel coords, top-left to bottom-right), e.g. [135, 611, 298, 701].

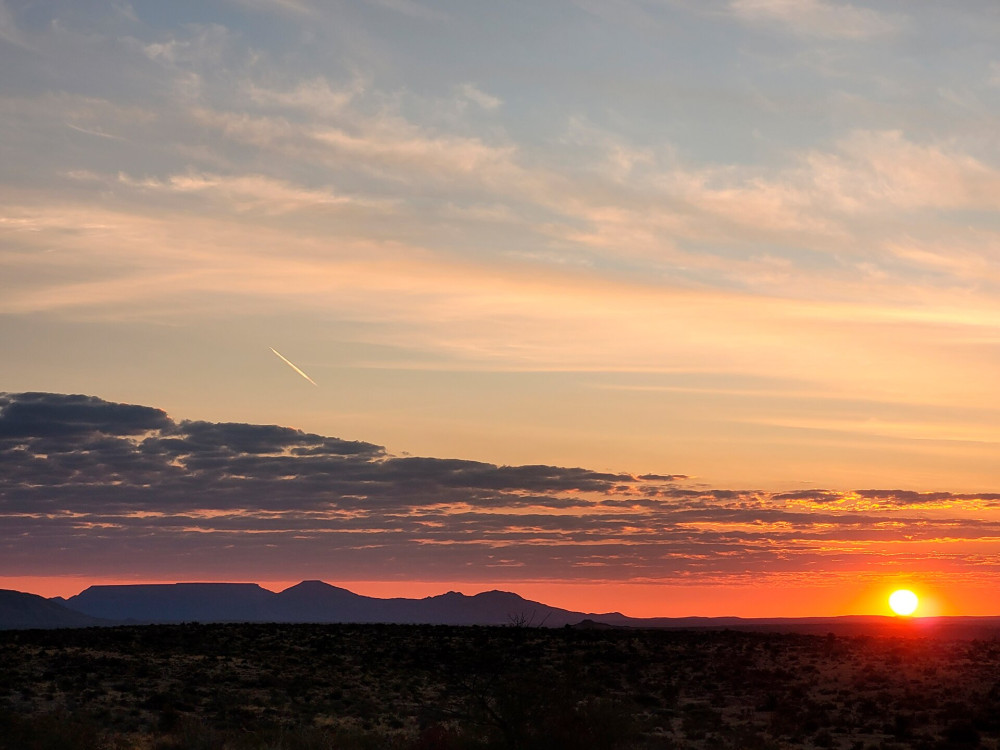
[2, 392, 999, 582]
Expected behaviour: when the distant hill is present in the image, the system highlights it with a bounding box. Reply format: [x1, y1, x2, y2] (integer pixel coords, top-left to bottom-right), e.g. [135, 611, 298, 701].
[61, 580, 624, 627]
[0, 589, 109, 630]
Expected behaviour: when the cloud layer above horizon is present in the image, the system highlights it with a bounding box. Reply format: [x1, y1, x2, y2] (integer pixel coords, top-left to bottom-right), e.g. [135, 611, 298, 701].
[5, 392, 1000, 590]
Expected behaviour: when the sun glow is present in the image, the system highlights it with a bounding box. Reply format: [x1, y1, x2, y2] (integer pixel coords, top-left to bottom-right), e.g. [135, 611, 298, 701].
[889, 589, 919, 616]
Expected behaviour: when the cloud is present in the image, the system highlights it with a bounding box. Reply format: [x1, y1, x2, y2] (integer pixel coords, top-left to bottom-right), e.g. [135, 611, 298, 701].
[458, 83, 502, 111]
[803, 130, 1000, 213]
[170, 72, 1000, 306]
[191, 105, 520, 183]
[66, 123, 124, 140]
[138, 24, 233, 67]
[4, 392, 1000, 582]
[246, 77, 366, 118]
[2, 0, 999, 505]
[728, 0, 903, 39]
[0, 0, 32, 50]
[9, 38, 992, 308]
[223, 0, 317, 17]
[116, 171, 389, 215]
[366, 0, 448, 21]
[0, 392, 170, 438]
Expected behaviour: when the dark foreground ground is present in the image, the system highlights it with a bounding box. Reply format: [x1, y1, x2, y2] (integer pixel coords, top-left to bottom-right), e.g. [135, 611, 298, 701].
[1, 623, 999, 750]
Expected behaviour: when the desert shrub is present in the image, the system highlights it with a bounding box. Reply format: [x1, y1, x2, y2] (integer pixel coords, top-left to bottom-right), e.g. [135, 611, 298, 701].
[891, 712, 914, 739]
[813, 728, 835, 748]
[152, 716, 221, 750]
[681, 703, 720, 740]
[0, 709, 103, 750]
[938, 719, 981, 749]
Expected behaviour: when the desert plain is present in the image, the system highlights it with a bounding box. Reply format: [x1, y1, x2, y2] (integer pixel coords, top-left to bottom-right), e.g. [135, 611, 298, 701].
[2, 622, 998, 750]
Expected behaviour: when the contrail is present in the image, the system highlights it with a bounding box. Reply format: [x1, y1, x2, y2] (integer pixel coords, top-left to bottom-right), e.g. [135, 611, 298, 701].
[269, 347, 319, 387]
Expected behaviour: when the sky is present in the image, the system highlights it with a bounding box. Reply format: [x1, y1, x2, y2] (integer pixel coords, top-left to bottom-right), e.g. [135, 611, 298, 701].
[2, 0, 1000, 617]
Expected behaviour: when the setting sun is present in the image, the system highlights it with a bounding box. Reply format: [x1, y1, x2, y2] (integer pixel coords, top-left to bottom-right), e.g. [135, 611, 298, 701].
[889, 589, 919, 616]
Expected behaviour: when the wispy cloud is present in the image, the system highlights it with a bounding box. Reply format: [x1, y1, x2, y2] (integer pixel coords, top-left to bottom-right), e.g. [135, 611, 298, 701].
[802, 130, 1000, 212]
[66, 123, 124, 140]
[192, 105, 521, 181]
[246, 76, 367, 118]
[0, 0, 32, 50]
[366, 0, 448, 21]
[222, 0, 317, 17]
[728, 0, 903, 39]
[458, 83, 502, 111]
[115, 171, 391, 214]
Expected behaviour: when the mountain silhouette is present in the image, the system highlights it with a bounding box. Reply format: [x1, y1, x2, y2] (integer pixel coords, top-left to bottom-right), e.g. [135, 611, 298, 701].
[272, 580, 378, 622]
[59, 580, 624, 626]
[65, 582, 274, 623]
[0, 589, 110, 629]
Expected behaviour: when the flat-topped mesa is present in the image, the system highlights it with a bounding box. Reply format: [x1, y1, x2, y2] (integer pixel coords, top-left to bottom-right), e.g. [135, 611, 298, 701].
[65, 583, 274, 623]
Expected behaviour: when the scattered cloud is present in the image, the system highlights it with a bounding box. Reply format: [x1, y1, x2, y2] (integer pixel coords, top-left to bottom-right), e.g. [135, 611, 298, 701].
[728, 0, 903, 39]
[115, 171, 390, 214]
[65, 123, 124, 140]
[458, 83, 502, 111]
[803, 130, 1000, 213]
[222, 0, 317, 17]
[139, 24, 233, 66]
[246, 76, 367, 118]
[0, 0, 32, 50]
[192, 106, 520, 182]
[365, 0, 448, 21]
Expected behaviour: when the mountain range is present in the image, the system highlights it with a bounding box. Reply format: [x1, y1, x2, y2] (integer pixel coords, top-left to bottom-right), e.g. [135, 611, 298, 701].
[3, 581, 1000, 637]
[54, 580, 627, 627]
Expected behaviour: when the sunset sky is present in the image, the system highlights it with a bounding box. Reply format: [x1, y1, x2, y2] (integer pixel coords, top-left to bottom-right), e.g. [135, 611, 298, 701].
[2, 0, 1000, 617]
